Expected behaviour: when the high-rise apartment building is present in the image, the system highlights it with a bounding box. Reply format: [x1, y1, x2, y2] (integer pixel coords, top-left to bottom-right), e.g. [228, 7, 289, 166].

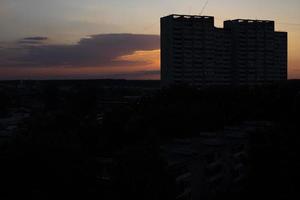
[161, 14, 287, 87]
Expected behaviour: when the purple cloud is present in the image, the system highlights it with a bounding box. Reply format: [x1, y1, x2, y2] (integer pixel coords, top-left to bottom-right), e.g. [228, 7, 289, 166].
[0, 34, 160, 68]
[23, 37, 48, 41]
[18, 36, 49, 45]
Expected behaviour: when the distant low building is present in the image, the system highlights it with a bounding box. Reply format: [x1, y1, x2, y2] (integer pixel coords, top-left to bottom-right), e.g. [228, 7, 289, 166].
[160, 121, 274, 200]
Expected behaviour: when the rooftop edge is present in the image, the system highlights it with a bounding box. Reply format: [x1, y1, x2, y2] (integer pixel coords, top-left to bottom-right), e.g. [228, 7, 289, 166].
[162, 14, 274, 23]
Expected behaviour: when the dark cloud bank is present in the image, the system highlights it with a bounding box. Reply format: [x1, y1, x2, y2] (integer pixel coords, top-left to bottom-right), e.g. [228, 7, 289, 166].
[18, 37, 49, 45]
[0, 34, 160, 68]
[23, 37, 48, 41]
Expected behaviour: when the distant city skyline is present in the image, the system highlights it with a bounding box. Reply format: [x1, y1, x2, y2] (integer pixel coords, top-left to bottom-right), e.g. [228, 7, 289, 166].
[0, 0, 299, 80]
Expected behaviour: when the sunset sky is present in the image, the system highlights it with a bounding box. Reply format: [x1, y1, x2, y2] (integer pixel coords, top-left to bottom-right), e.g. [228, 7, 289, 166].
[0, 0, 300, 80]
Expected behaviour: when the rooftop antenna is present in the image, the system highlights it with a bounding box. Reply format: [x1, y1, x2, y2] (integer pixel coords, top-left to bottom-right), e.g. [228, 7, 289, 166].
[200, 0, 209, 16]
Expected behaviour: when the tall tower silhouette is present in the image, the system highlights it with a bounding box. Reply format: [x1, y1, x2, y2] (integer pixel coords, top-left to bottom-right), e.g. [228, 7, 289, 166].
[161, 14, 287, 87]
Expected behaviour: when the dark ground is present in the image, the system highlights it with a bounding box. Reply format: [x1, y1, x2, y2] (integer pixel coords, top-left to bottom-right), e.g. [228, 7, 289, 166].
[0, 79, 299, 199]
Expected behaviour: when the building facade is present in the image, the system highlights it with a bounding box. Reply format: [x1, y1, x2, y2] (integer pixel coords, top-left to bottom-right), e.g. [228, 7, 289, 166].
[161, 14, 288, 87]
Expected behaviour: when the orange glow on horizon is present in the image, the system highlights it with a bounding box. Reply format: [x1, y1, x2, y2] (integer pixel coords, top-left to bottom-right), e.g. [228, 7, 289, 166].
[0, 49, 161, 80]
[116, 49, 160, 70]
[287, 29, 300, 79]
[0, 46, 299, 79]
